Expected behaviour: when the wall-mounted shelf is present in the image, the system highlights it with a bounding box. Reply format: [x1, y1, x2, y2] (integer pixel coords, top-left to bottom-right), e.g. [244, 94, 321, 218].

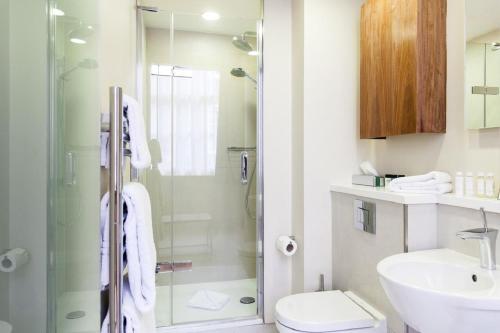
[330, 184, 500, 214]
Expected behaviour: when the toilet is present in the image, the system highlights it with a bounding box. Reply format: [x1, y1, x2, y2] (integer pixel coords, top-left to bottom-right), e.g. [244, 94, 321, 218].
[0, 321, 11, 333]
[275, 291, 387, 333]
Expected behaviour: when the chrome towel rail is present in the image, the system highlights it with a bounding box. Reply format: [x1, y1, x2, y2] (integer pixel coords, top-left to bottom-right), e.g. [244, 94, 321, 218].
[109, 86, 124, 333]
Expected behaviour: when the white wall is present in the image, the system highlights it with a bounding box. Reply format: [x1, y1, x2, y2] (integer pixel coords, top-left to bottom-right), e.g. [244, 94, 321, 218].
[8, 0, 48, 331]
[290, 0, 368, 293]
[0, 0, 10, 323]
[369, 0, 500, 186]
[99, 0, 137, 105]
[291, 0, 305, 294]
[263, 0, 293, 323]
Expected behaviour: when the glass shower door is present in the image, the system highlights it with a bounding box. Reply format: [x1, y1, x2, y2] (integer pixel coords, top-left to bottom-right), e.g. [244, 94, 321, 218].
[139, 2, 263, 327]
[169, 12, 260, 325]
[48, 0, 101, 332]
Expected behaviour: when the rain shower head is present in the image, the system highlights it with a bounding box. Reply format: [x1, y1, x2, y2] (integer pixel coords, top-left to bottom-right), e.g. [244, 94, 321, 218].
[231, 31, 257, 52]
[230, 67, 256, 84]
[232, 36, 253, 52]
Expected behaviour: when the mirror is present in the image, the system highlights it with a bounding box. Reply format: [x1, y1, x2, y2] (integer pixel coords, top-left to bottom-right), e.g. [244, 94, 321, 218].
[465, 0, 500, 129]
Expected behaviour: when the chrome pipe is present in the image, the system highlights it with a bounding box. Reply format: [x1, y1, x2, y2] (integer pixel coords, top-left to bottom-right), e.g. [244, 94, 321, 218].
[109, 86, 124, 333]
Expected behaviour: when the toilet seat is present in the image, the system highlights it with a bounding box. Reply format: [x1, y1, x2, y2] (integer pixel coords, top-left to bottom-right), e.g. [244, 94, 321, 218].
[0, 321, 12, 333]
[275, 291, 385, 333]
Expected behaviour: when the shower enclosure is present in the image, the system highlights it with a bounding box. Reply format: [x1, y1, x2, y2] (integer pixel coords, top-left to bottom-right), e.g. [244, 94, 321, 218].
[1, 0, 263, 332]
[136, 1, 264, 328]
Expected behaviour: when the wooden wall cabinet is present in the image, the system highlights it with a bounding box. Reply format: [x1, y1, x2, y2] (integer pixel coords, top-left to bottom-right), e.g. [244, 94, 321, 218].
[360, 0, 447, 139]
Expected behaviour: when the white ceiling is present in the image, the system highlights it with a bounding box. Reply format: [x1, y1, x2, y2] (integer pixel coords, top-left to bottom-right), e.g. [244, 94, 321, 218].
[466, 0, 500, 41]
[140, 0, 261, 36]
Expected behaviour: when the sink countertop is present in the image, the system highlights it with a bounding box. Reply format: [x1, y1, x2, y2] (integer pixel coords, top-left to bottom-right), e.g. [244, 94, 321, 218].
[330, 184, 500, 214]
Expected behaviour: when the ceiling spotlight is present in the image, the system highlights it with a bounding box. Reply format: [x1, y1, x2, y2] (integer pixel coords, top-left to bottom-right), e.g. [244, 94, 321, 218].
[70, 38, 86, 45]
[202, 11, 220, 21]
[51, 8, 65, 16]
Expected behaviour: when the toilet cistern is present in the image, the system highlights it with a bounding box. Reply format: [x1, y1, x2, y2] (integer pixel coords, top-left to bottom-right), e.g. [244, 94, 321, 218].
[456, 207, 498, 270]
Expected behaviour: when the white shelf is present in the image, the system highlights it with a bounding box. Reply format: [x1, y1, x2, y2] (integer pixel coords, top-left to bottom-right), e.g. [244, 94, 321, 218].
[330, 184, 500, 214]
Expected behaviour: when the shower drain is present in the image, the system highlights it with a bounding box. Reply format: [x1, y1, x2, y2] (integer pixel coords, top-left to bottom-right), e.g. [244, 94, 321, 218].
[66, 311, 86, 320]
[240, 297, 255, 304]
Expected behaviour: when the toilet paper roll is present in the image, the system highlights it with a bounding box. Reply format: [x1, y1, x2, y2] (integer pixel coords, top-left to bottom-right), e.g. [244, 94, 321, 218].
[0, 248, 29, 273]
[276, 236, 298, 256]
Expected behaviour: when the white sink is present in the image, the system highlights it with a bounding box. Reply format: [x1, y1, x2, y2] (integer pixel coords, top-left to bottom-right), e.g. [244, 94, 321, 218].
[377, 249, 500, 333]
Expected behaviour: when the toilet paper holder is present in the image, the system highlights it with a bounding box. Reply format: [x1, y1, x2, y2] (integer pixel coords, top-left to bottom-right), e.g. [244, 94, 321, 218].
[0, 248, 29, 273]
[276, 236, 298, 256]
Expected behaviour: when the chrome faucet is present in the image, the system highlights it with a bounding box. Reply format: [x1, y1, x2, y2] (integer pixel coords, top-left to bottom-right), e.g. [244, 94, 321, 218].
[456, 208, 497, 270]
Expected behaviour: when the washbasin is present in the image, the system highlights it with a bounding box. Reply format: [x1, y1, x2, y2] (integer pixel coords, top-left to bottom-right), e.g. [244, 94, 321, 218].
[377, 249, 500, 333]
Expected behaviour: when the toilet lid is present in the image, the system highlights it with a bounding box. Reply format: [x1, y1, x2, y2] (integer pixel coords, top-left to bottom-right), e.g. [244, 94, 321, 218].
[0, 321, 12, 333]
[275, 291, 375, 332]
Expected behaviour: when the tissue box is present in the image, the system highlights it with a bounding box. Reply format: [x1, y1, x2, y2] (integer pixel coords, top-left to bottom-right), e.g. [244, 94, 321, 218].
[352, 175, 385, 187]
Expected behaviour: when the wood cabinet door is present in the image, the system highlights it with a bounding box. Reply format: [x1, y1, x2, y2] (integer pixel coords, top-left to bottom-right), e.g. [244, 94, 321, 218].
[360, 0, 392, 139]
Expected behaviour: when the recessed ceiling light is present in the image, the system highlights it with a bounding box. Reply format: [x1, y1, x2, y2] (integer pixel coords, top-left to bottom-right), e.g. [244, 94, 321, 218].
[248, 50, 259, 56]
[70, 38, 86, 45]
[202, 11, 220, 21]
[52, 8, 65, 16]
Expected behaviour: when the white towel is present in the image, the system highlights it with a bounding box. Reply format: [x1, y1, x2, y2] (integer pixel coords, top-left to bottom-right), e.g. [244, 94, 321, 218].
[101, 279, 156, 333]
[100, 182, 157, 313]
[122, 182, 157, 313]
[188, 290, 230, 311]
[100, 132, 110, 168]
[124, 95, 151, 170]
[390, 171, 453, 194]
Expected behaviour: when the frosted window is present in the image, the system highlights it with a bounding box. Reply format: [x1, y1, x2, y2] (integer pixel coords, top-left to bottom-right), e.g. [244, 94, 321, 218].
[151, 65, 220, 176]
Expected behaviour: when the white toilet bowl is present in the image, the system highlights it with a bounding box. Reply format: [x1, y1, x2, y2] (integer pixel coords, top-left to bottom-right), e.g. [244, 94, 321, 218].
[275, 291, 387, 333]
[0, 321, 12, 333]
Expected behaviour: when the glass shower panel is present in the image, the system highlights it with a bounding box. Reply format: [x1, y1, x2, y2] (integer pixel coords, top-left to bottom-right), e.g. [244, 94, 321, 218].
[170, 12, 260, 325]
[140, 9, 175, 328]
[49, 0, 101, 332]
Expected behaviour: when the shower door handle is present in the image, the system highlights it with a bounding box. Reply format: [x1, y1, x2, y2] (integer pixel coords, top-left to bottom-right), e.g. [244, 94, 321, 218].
[156, 260, 193, 274]
[240, 151, 248, 184]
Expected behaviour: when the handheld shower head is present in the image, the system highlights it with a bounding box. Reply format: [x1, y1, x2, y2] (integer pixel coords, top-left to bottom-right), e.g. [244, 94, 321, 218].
[230, 67, 257, 84]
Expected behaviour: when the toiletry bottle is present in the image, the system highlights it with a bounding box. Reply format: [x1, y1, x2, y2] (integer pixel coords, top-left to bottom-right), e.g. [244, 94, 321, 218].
[455, 172, 464, 197]
[465, 172, 475, 197]
[486, 173, 495, 198]
[477, 172, 485, 198]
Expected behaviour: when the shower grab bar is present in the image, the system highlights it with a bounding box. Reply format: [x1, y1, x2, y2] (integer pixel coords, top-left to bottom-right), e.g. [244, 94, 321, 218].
[227, 146, 256, 152]
[109, 86, 124, 333]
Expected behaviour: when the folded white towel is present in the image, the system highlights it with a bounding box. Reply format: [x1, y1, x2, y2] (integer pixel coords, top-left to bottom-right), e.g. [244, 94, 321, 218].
[124, 95, 151, 170]
[101, 279, 156, 333]
[188, 290, 230, 311]
[390, 182, 453, 194]
[389, 171, 452, 194]
[390, 171, 451, 187]
[100, 182, 157, 313]
[122, 182, 157, 313]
